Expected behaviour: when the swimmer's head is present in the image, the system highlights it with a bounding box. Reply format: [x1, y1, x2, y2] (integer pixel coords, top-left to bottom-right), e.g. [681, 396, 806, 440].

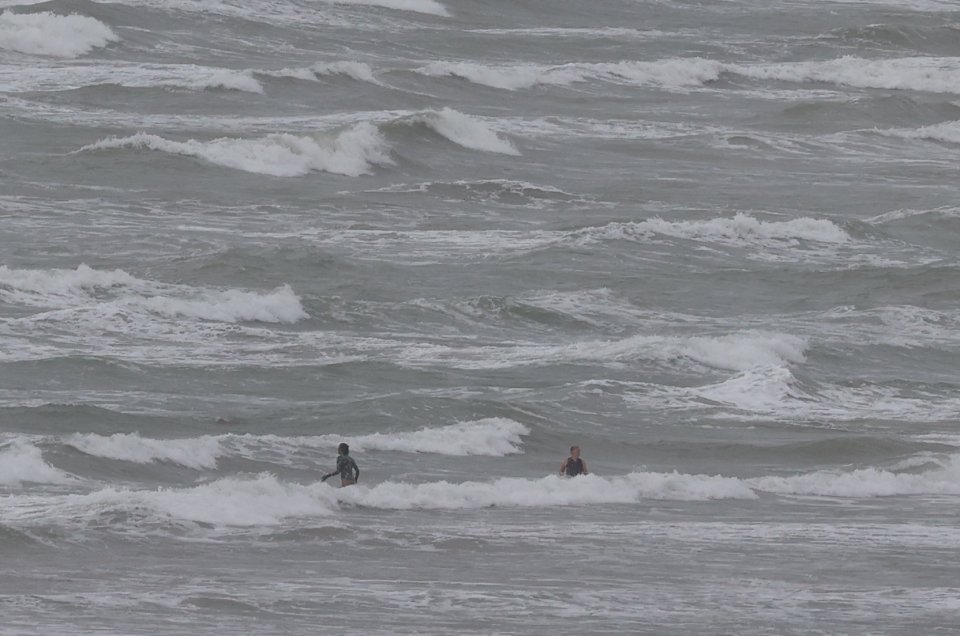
[338, 443, 349, 455]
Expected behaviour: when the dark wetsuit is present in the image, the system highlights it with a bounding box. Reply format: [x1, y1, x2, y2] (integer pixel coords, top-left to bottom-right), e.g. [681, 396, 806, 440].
[336, 454, 360, 485]
[563, 457, 584, 477]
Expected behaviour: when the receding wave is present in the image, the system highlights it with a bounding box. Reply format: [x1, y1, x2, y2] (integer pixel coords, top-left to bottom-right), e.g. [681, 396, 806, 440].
[0, 10, 118, 58]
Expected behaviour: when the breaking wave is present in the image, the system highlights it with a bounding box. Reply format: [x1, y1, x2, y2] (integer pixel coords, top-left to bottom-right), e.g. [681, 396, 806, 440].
[733, 56, 960, 95]
[573, 213, 850, 246]
[418, 58, 722, 91]
[0, 10, 118, 58]
[9, 455, 960, 530]
[257, 61, 380, 85]
[0, 441, 74, 485]
[419, 56, 960, 96]
[75, 108, 517, 174]
[0, 264, 309, 324]
[396, 331, 807, 372]
[393, 108, 520, 155]
[76, 123, 393, 177]
[62, 419, 531, 469]
[877, 120, 960, 145]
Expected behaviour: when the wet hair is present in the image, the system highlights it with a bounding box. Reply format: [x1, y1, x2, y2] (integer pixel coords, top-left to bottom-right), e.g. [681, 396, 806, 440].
[570, 445, 579, 453]
[338, 443, 350, 455]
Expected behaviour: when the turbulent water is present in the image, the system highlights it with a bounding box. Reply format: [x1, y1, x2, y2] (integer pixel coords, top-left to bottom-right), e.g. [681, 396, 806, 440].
[2, 0, 960, 633]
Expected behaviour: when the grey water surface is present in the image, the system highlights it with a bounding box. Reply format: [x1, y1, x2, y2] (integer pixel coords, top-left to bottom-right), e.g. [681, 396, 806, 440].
[2, 0, 960, 633]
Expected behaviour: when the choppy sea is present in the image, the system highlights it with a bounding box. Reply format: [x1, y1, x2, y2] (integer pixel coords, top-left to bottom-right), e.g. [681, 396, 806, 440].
[2, 0, 960, 633]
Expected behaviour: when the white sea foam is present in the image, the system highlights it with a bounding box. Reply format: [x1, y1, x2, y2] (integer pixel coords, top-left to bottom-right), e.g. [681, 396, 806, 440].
[18, 470, 755, 527]
[0, 265, 309, 324]
[158, 67, 263, 93]
[342, 471, 758, 510]
[66, 433, 223, 470]
[296, 212, 846, 264]
[395, 331, 807, 372]
[465, 27, 668, 39]
[420, 56, 960, 96]
[320, 0, 449, 16]
[0, 441, 73, 485]
[877, 120, 960, 145]
[0, 63, 264, 93]
[865, 206, 960, 225]
[77, 123, 393, 177]
[732, 56, 960, 95]
[259, 61, 380, 85]
[418, 58, 721, 91]
[680, 333, 808, 371]
[140, 285, 308, 323]
[61, 419, 530, 470]
[11, 456, 960, 530]
[575, 213, 850, 247]
[61, 474, 333, 526]
[0, 10, 118, 58]
[695, 365, 810, 410]
[0, 263, 139, 301]
[400, 108, 520, 155]
[749, 454, 960, 497]
[300, 418, 530, 456]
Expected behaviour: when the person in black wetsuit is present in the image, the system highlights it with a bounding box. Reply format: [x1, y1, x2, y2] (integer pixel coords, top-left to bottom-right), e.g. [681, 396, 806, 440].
[321, 442, 360, 487]
[559, 445, 588, 477]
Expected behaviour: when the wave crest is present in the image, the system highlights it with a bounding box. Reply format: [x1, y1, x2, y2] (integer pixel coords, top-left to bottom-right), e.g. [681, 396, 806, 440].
[0, 10, 118, 58]
[60, 419, 531, 469]
[395, 108, 520, 155]
[0, 265, 309, 324]
[418, 59, 722, 91]
[0, 441, 73, 485]
[574, 213, 849, 246]
[76, 123, 393, 177]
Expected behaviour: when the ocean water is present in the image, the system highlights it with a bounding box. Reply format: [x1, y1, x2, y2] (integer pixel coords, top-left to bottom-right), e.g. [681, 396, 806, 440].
[2, 0, 960, 633]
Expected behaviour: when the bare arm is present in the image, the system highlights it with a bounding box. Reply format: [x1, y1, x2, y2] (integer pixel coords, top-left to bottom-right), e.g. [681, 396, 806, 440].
[580, 459, 588, 475]
[559, 458, 568, 475]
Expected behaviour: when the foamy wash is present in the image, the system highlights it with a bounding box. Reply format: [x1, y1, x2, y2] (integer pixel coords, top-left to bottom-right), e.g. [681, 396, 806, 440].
[1, 0, 959, 633]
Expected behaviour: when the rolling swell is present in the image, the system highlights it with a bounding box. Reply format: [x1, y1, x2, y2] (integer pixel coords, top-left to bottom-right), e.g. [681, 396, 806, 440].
[73, 109, 519, 176]
[823, 23, 960, 54]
